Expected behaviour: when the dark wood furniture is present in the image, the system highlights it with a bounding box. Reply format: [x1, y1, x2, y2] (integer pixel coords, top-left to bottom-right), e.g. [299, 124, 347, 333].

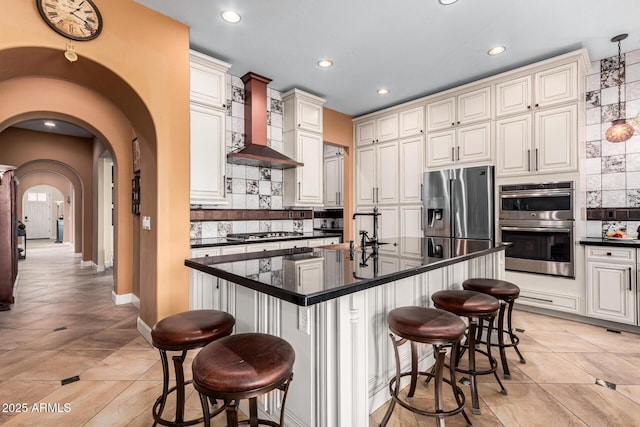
[192, 332, 295, 427]
[151, 309, 235, 426]
[0, 165, 18, 309]
[432, 290, 507, 415]
[462, 278, 526, 378]
[379, 306, 471, 427]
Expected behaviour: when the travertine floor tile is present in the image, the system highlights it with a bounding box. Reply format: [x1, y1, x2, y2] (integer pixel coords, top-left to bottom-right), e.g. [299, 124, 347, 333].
[479, 383, 588, 426]
[542, 384, 640, 426]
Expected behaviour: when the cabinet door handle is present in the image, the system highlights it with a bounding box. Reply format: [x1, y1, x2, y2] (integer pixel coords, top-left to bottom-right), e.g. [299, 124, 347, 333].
[451, 147, 455, 161]
[456, 146, 460, 161]
[298, 182, 301, 195]
[376, 187, 379, 203]
[527, 150, 531, 172]
[420, 183, 424, 202]
[420, 206, 424, 231]
[223, 174, 227, 197]
[535, 148, 539, 171]
[629, 267, 632, 291]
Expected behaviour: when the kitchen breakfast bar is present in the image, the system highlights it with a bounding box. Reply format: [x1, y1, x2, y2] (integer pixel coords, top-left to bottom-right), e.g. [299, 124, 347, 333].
[185, 237, 509, 427]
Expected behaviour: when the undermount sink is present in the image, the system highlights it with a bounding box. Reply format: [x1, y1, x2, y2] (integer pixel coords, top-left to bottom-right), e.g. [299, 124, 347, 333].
[318, 241, 389, 250]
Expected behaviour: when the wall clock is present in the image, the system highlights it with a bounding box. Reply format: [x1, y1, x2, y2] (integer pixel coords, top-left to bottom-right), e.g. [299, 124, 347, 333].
[36, 0, 103, 41]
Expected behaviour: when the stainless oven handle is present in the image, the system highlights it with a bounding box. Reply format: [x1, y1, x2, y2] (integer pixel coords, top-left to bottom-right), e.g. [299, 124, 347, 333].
[500, 226, 572, 233]
[500, 192, 573, 199]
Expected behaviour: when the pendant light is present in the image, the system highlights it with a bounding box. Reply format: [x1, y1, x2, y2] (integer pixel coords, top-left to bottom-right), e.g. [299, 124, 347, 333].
[605, 34, 634, 143]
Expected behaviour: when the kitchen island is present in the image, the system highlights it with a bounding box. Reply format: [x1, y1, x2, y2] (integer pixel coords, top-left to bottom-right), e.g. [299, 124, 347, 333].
[185, 237, 509, 427]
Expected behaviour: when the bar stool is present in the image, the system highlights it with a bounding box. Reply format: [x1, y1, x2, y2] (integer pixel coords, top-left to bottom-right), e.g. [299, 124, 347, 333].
[462, 278, 526, 378]
[151, 309, 235, 426]
[380, 306, 472, 427]
[431, 290, 507, 415]
[192, 332, 295, 427]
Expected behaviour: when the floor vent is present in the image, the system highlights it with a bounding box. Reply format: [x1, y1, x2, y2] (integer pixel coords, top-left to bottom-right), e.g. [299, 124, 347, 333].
[595, 378, 616, 390]
[606, 329, 622, 334]
[53, 326, 67, 332]
[515, 328, 525, 333]
[61, 375, 80, 386]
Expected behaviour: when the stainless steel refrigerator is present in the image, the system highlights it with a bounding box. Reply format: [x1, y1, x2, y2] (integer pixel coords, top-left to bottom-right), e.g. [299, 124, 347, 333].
[422, 165, 494, 241]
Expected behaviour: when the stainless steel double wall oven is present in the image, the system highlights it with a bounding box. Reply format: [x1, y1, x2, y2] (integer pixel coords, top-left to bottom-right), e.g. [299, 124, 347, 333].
[498, 181, 575, 278]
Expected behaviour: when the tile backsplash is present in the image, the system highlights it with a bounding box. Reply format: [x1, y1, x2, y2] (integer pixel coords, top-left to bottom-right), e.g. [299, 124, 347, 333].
[586, 47, 640, 237]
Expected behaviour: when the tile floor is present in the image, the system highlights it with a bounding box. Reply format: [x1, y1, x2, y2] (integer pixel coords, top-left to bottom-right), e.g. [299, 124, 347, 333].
[1, 240, 640, 426]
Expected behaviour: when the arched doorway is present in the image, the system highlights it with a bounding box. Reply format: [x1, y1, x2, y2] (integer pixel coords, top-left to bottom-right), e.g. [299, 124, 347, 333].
[0, 19, 191, 328]
[0, 49, 152, 315]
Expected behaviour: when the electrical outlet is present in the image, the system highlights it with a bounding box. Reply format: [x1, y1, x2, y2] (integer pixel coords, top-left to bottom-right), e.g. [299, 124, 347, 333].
[142, 216, 151, 230]
[299, 211, 305, 218]
[288, 210, 293, 219]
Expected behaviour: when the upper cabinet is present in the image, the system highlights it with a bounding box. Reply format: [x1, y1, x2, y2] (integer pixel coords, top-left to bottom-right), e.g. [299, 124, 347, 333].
[189, 50, 231, 205]
[399, 106, 425, 138]
[189, 50, 229, 109]
[283, 89, 323, 133]
[355, 112, 398, 147]
[495, 62, 579, 118]
[426, 86, 491, 132]
[282, 89, 326, 207]
[495, 58, 583, 177]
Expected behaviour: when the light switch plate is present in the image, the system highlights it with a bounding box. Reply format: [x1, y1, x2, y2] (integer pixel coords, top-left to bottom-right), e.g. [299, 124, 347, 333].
[142, 216, 151, 230]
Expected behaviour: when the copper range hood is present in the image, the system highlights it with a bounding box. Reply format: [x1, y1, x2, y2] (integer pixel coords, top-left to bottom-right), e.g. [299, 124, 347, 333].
[227, 72, 303, 169]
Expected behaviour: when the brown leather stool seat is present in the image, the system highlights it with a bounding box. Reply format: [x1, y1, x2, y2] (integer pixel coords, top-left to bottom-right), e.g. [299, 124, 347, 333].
[462, 278, 526, 379]
[192, 333, 295, 427]
[151, 310, 235, 427]
[380, 306, 472, 427]
[432, 290, 507, 415]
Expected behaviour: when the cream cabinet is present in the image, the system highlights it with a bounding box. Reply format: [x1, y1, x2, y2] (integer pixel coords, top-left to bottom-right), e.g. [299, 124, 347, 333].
[324, 155, 344, 207]
[189, 51, 231, 205]
[426, 121, 491, 168]
[426, 86, 491, 132]
[355, 113, 398, 147]
[586, 246, 636, 325]
[190, 105, 227, 205]
[283, 88, 323, 133]
[189, 50, 229, 109]
[282, 89, 326, 207]
[399, 136, 424, 204]
[355, 141, 398, 206]
[496, 104, 576, 177]
[283, 256, 324, 294]
[495, 62, 579, 118]
[399, 106, 425, 138]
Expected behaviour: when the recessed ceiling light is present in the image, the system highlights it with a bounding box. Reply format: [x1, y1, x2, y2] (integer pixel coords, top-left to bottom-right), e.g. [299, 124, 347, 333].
[43, 121, 56, 128]
[487, 46, 506, 56]
[439, 0, 458, 4]
[318, 59, 334, 68]
[221, 10, 241, 23]
[377, 88, 390, 95]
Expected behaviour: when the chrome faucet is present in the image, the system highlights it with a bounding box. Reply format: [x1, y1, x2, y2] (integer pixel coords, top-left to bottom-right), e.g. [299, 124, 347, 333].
[352, 206, 381, 249]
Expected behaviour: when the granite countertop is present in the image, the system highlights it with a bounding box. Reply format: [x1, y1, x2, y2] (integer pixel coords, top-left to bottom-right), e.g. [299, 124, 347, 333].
[190, 231, 342, 248]
[580, 237, 640, 247]
[185, 237, 510, 306]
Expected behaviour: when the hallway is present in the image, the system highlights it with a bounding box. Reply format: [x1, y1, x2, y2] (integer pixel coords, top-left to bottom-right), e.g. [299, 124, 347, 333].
[2, 241, 640, 426]
[0, 240, 182, 426]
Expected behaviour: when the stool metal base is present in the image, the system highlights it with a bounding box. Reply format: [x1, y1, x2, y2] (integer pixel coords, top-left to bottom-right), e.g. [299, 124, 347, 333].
[152, 349, 224, 427]
[477, 299, 526, 379]
[380, 335, 472, 427]
[198, 373, 293, 427]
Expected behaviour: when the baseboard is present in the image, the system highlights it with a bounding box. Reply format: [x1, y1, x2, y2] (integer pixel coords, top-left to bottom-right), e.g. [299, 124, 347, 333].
[111, 291, 140, 309]
[137, 316, 153, 345]
[74, 252, 82, 258]
[80, 260, 93, 268]
[96, 264, 105, 273]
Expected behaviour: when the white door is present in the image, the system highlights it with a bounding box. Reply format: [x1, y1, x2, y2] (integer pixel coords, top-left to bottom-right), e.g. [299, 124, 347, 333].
[24, 190, 52, 239]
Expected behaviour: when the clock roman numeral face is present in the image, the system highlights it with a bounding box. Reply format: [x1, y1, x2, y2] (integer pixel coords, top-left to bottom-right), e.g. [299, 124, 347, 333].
[37, 0, 103, 41]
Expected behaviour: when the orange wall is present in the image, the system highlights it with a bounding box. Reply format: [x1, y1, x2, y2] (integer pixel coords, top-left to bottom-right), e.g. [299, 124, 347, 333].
[0, 0, 191, 326]
[0, 127, 94, 256]
[323, 108, 354, 239]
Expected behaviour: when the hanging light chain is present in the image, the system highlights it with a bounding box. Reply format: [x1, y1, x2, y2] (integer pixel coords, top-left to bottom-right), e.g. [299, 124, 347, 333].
[617, 38, 623, 119]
